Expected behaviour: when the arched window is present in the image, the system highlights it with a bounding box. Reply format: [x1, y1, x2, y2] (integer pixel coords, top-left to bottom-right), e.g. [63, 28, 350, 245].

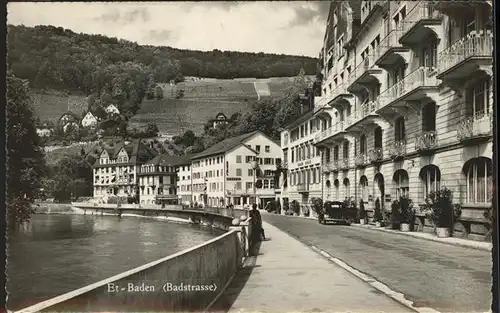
[360, 135, 367, 154]
[374, 127, 383, 148]
[359, 175, 369, 201]
[393, 170, 409, 198]
[419, 165, 441, 200]
[395, 117, 406, 141]
[463, 157, 492, 204]
[334, 179, 340, 200]
[343, 178, 350, 199]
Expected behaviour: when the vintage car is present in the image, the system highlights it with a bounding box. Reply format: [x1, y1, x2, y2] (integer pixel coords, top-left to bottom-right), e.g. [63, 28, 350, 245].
[318, 201, 357, 225]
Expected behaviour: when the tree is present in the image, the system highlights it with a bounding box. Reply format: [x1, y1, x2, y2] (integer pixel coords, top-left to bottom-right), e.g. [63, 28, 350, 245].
[47, 154, 93, 202]
[6, 76, 46, 227]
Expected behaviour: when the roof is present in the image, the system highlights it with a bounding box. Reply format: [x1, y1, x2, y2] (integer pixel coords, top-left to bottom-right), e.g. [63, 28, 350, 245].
[191, 131, 261, 160]
[89, 138, 158, 167]
[145, 154, 190, 166]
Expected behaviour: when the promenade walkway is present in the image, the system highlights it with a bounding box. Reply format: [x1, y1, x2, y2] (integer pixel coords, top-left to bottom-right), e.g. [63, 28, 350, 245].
[210, 221, 413, 313]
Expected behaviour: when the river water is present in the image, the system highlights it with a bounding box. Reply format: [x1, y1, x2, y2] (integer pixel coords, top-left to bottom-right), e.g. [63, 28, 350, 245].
[6, 214, 224, 311]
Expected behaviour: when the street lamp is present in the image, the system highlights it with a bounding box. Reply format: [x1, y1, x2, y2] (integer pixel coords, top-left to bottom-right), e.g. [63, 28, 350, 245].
[250, 160, 258, 217]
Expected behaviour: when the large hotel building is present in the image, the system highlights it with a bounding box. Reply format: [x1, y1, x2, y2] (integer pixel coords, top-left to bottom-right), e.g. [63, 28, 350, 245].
[278, 1, 493, 240]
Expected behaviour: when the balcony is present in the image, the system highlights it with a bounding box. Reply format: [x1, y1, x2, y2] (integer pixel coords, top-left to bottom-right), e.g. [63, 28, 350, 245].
[338, 158, 349, 170]
[297, 183, 309, 193]
[314, 122, 345, 144]
[354, 154, 369, 168]
[327, 82, 353, 109]
[377, 67, 439, 113]
[321, 164, 331, 174]
[415, 131, 437, 154]
[345, 100, 379, 129]
[368, 148, 383, 164]
[347, 55, 383, 93]
[156, 194, 177, 200]
[388, 140, 407, 160]
[328, 160, 339, 172]
[399, 1, 443, 46]
[437, 31, 493, 88]
[456, 112, 493, 144]
[374, 29, 411, 69]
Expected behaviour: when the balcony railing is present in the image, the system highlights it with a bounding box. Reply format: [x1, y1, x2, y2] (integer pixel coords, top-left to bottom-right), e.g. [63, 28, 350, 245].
[297, 183, 309, 192]
[374, 29, 403, 62]
[438, 31, 493, 75]
[338, 158, 349, 170]
[328, 160, 339, 172]
[314, 121, 345, 142]
[368, 148, 383, 163]
[457, 112, 493, 141]
[400, 1, 442, 36]
[348, 54, 377, 86]
[354, 154, 368, 167]
[415, 131, 437, 152]
[388, 140, 407, 159]
[378, 67, 438, 108]
[321, 165, 331, 173]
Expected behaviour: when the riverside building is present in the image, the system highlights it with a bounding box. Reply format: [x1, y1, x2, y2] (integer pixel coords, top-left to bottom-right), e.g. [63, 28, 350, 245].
[281, 0, 493, 240]
[191, 131, 282, 208]
[91, 139, 157, 199]
[138, 154, 189, 205]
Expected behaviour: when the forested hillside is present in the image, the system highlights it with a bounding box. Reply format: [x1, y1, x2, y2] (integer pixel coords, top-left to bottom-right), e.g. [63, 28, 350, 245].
[7, 24, 318, 94]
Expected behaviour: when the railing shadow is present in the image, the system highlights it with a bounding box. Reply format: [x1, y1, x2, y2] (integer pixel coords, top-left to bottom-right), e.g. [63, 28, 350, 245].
[207, 241, 262, 313]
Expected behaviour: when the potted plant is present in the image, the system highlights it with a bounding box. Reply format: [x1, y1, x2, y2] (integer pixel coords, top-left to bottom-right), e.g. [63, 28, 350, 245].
[358, 199, 366, 225]
[373, 198, 384, 227]
[390, 199, 401, 230]
[421, 187, 461, 238]
[290, 200, 300, 216]
[399, 196, 415, 232]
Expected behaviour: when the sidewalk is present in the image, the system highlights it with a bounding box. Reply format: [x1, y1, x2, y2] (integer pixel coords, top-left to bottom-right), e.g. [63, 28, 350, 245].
[350, 223, 492, 252]
[211, 221, 414, 313]
[274, 212, 492, 252]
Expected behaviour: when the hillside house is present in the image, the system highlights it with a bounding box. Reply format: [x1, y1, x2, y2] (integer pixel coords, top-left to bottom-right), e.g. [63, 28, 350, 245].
[212, 112, 229, 129]
[81, 111, 99, 128]
[105, 104, 120, 115]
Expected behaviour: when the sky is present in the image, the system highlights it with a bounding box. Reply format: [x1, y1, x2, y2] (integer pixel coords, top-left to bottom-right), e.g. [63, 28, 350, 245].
[7, 1, 330, 57]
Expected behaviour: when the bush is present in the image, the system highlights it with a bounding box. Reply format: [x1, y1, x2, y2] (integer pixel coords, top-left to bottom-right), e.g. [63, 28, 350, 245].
[399, 196, 416, 224]
[290, 200, 300, 215]
[390, 199, 401, 228]
[421, 187, 461, 228]
[311, 197, 323, 213]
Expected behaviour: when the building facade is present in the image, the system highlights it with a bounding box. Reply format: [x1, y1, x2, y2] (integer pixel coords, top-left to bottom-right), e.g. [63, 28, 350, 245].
[138, 154, 188, 205]
[191, 131, 282, 208]
[81, 111, 99, 128]
[177, 160, 192, 204]
[282, 1, 493, 239]
[91, 139, 157, 201]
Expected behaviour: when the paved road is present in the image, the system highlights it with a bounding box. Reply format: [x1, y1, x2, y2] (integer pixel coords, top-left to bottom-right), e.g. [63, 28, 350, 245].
[263, 213, 492, 313]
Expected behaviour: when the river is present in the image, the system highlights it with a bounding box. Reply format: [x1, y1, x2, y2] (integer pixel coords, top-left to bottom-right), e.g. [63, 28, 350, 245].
[6, 213, 224, 311]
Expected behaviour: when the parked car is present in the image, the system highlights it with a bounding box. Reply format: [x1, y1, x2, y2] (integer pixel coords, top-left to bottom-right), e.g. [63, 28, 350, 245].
[318, 201, 356, 225]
